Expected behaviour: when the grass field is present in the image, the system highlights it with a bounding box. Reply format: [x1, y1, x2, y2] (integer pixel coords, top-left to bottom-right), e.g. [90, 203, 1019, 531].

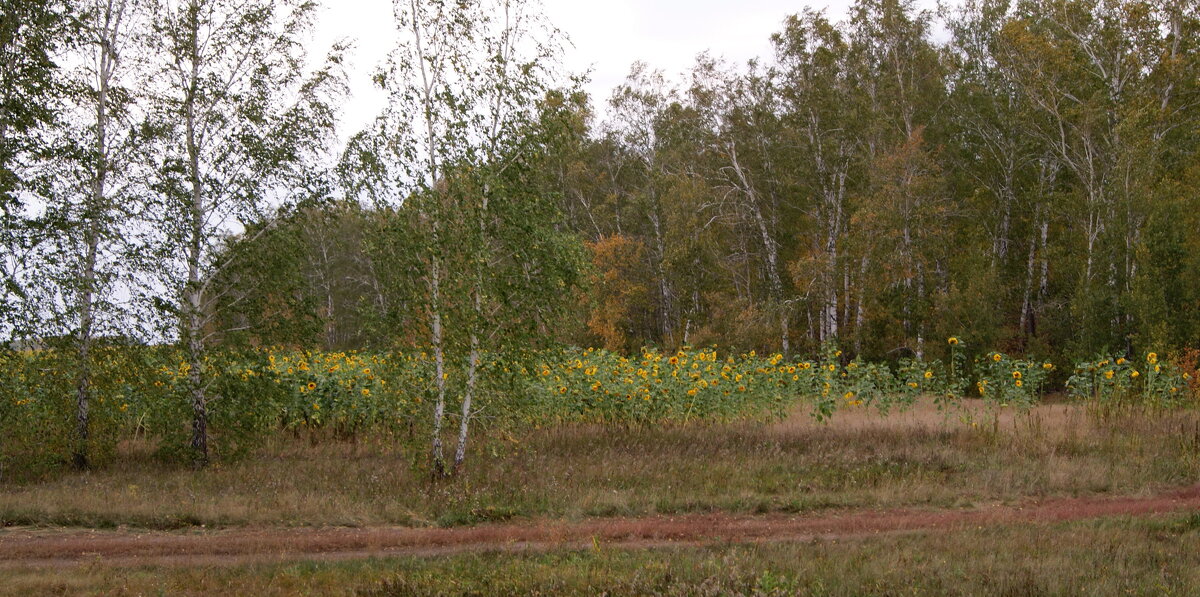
[5, 513, 1200, 596]
[2, 399, 1199, 594]
[2, 400, 1197, 529]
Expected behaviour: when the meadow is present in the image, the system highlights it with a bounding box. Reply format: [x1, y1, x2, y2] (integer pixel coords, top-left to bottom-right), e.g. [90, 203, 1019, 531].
[2, 340, 1193, 473]
[9, 0, 1200, 591]
[1, 342, 1199, 593]
[8, 514, 1200, 596]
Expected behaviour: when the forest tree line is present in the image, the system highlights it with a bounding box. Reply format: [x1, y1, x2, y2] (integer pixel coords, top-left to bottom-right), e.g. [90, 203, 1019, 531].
[4, 0, 1200, 467]
[215, 0, 1200, 366]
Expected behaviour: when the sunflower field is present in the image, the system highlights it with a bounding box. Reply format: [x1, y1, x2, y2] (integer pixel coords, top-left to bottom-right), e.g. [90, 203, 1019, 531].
[1, 339, 1196, 472]
[1066, 352, 1192, 409]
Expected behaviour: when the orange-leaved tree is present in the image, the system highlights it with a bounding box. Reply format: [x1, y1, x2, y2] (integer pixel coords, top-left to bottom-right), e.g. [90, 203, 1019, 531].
[587, 235, 651, 352]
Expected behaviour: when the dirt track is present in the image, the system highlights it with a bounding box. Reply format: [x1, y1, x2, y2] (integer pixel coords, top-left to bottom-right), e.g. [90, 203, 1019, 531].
[3, 485, 1199, 569]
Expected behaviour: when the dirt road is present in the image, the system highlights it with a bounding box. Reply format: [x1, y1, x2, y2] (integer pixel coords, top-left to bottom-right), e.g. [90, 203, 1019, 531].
[3, 485, 1199, 568]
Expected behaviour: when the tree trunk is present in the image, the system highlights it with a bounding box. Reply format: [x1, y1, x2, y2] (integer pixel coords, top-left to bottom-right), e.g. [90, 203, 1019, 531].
[74, 0, 127, 470]
[728, 143, 787, 354]
[184, 10, 208, 468]
[902, 221, 915, 355]
[455, 183, 490, 473]
[74, 221, 97, 470]
[1019, 223, 1037, 338]
[823, 237, 839, 344]
[994, 181, 1013, 265]
[454, 320, 480, 471]
[429, 252, 447, 476]
[648, 210, 674, 345]
[1035, 218, 1049, 337]
[854, 256, 868, 353]
[916, 258, 926, 360]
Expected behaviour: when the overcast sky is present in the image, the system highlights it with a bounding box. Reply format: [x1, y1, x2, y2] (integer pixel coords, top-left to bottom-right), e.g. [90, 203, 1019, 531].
[312, 0, 942, 140]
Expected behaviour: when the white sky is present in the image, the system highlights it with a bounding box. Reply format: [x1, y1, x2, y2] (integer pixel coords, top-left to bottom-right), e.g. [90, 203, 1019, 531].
[312, 0, 942, 141]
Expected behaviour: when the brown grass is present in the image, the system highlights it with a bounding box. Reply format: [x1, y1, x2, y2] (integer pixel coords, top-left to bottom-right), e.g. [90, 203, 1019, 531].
[1, 399, 1197, 530]
[3, 484, 1200, 568]
[5, 513, 1200, 595]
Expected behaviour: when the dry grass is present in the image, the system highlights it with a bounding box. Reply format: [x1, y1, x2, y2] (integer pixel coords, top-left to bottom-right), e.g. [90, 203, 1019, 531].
[1, 400, 1197, 530]
[5, 513, 1200, 595]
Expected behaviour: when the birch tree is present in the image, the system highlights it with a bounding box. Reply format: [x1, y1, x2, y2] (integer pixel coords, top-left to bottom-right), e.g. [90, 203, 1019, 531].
[606, 64, 683, 346]
[848, 0, 946, 358]
[988, 0, 1194, 350]
[0, 0, 75, 337]
[143, 0, 345, 467]
[40, 0, 147, 470]
[352, 0, 580, 475]
[712, 67, 795, 356]
[774, 11, 858, 347]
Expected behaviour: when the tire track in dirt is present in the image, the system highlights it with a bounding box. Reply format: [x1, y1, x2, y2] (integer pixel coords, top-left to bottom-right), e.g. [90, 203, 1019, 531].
[3, 485, 1199, 568]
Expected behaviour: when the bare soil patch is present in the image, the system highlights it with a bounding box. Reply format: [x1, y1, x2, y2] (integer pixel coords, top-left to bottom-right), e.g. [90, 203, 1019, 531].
[3, 484, 1198, 569]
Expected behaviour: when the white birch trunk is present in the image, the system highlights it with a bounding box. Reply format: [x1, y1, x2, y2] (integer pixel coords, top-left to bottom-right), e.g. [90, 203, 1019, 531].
[183, 6, 209, 468]
[429, 252, 447, 474]
[74, 0, 125, 469]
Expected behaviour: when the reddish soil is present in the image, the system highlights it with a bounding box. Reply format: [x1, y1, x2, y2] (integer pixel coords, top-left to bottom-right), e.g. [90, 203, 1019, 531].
[3, 485, 1200, 568]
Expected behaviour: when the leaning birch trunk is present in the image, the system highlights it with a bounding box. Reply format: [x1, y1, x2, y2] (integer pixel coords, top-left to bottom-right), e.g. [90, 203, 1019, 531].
[455, 180, 490, 471]
[454, 314, 480, 471]
[729, 142, 788, 355]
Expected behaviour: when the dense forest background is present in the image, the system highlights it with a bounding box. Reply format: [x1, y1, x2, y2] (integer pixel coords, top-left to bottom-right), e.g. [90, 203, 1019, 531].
[6, 0, 1200, 367]
[222, 0, 1200, 365]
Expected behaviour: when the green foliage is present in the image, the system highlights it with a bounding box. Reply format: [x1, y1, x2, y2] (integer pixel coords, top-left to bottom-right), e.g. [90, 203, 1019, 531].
[895, 338, 970, 410]
[1066, 352, 1191, 409]
[7, 338, 1200, 477]
[524, 347, 796, 424]
[0, 0, 76, 333]
[5, 0, 1200, 481]
[0, 347, 134, 475]
[974, 351, 1051, 409]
